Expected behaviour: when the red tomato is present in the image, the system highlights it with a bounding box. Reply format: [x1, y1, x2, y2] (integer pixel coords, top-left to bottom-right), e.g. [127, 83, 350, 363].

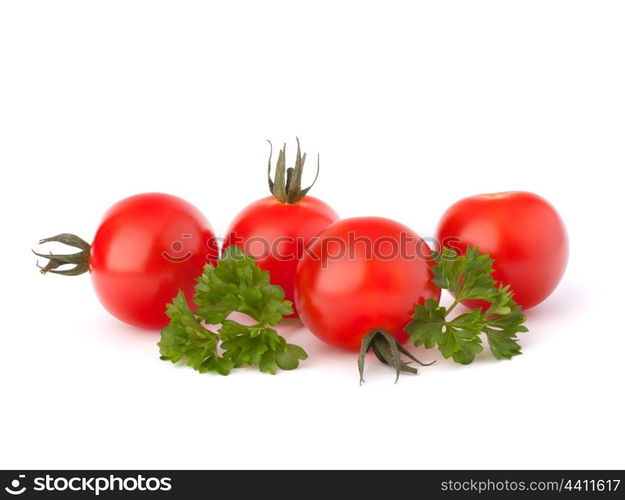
[89, 193, 217, 328]
[223, 195, 338, 313]
[436, 191, 568, 310]
[37, 193, 217, 329]
[294, 217, 441, 351]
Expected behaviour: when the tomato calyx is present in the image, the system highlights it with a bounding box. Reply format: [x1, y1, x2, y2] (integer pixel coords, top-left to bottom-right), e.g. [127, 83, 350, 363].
[267, 137, 319, 204]
[33, 233, 91, 276]
[358, 329, 434, 384]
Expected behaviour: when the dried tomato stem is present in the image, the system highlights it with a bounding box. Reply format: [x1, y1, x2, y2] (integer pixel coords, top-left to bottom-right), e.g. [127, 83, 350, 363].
[267, 138, 319, 204]
[33, 233, 91, 276]
[358, 329, 434, 384]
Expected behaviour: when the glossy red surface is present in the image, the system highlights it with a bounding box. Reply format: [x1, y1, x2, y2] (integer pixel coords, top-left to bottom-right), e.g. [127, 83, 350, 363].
[90, 193, 217, 328]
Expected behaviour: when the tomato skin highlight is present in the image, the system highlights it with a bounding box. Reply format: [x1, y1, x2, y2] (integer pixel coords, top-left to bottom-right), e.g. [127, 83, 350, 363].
[90, 193, 217, 329]
[295, 217, 441, 351]
[223, 195, 339, 314]
[436, 191, 568, 310]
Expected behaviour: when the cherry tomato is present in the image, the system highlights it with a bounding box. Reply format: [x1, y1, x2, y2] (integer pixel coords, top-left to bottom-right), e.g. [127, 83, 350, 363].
[294, 217, 441, 351]
[223, 140, 339, 314]
[436, 191, 568, 310]
[224, 195, 338, 313]
[39, 193, 217, 329]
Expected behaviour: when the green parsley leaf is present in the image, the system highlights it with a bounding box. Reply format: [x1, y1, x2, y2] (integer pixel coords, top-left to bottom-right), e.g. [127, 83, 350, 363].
[406, 247, 528, 364]
[219, 320, 307, 374]
[483, 285, 528, 360]
[439, 309, 485, 364]
[406, 303, 484, 365]
[158, 292, 232, 375]
[158, 246, 306, 375]
[405, 298, 446, 349]
[433, 246, 499, 302]
[194, 245, 293, 325]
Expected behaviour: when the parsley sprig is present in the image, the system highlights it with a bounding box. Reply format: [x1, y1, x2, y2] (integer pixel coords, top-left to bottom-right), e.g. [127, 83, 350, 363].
[405, 247, 528, 364]
[158, 246, 307, 375]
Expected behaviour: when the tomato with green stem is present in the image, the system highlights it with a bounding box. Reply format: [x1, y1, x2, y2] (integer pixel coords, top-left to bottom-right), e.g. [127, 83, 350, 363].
[34, 193, 217, 329]
[223, 139, 339, 315]
[294, 216, 441, 380]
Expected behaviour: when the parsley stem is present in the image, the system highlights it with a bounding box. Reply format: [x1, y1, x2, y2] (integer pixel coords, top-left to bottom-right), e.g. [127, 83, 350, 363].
[279, 317, 302, 325]
[446, 298, 461, 317]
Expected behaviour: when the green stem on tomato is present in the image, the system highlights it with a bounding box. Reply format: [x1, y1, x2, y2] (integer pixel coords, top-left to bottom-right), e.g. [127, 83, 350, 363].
[358, 329, 434, 384]
[33, 233, 91, 276]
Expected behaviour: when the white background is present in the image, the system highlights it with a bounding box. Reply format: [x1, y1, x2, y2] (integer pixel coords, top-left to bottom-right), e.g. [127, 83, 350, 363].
[1, 1, 624, 470]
